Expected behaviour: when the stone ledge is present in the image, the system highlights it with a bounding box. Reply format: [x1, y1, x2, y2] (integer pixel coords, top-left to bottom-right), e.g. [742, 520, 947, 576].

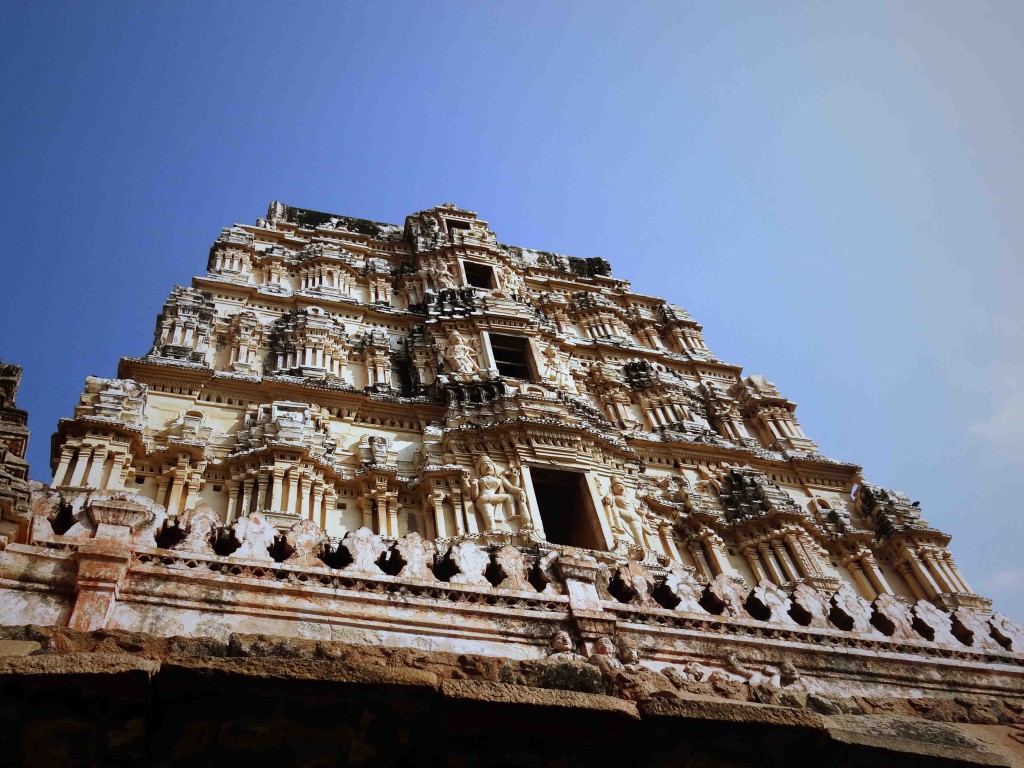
[441, 678, 640, 718]
[638, 693, 825, 729]
[824, 714, 1013, 767]
[0, 652, 160, 677]
[163, 656, 438, 688]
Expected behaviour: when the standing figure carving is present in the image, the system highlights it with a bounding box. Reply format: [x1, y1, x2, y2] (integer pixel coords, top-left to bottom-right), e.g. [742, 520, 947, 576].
[540, 345, 577, 393]
[443, 330, 479, 374]
[463, 455, 526, 532]
[602, 477, 651, 549]
[432, 261, 458, 290]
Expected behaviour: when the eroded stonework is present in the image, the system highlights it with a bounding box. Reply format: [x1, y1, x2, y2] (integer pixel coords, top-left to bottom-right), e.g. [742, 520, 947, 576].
[1, 203, 1022, 734]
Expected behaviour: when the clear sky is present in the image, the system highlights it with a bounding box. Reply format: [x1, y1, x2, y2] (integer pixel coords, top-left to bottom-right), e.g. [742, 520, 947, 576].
[2, 2, 1022, 619]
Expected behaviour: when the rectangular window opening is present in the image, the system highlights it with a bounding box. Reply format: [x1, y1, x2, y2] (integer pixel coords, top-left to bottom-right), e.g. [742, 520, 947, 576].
[463, 261, 495, 289]
[488, 333, 534, 381]
[446, 219, 471, 232]
[530, 468, 606, 551]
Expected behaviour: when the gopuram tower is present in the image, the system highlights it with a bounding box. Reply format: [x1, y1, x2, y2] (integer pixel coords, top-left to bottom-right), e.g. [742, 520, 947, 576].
[1, 202, 1023, 766]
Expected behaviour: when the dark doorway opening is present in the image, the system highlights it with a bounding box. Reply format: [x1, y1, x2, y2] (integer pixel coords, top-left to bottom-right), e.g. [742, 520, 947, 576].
[462, 261, 495, 289]
[489, 333, 535, 381]
[530, 468, 605, 550]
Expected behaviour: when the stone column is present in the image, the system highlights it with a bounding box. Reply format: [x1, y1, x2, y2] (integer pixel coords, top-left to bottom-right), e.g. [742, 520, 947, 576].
[904, 549, 942, 599]
[861, 553, 893, 596]
[896, 560, 929, 601]
[53, 446, 76, 487]
[429, 487, 448, 539]
[299, 475, 312, 519]
[85, 447, 108, 489]
[227, 480, 241, 524]
[256, 472, 269, 511]
[687, 541, 714, 580]
[845, 560, 875, 599]
[771, 539, 800, 583]
[270, 467, 285, 512]
[240, 478, 253, 519]
[312, 487, 324, 522]
[106, 453, 127, 490]
[387, 496, 399, 538]
[286, 468, 300, 515]
[942, 553, 973, 594]
[756, 542, 786, 585]
[742, 545, 768, 583]
[68, 447, 91, 487]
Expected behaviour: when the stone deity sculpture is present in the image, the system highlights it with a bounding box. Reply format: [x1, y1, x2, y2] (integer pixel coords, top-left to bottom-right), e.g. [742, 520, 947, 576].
[602, 477, 652, 549]
[540, 345, 576, 393]
[432, 262, 458, 290]
[545, 630, 585, 662]
[588, 636, 624, 673]
[463, 455, 527, 531]
[443, 330, 479, 374]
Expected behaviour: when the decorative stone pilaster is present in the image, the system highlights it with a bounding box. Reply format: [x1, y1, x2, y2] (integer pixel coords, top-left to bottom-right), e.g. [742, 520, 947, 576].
[557, 553, 616, 641]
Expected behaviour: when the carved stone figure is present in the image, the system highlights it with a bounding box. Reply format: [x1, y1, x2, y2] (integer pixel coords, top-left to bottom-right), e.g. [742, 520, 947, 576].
[448, 540, 490, 586]
[748, 580, 797, 625]
[602, 477, 651, 549]
[395, 531, 437, 581]
[540, 345, 576, 393]
[231, 511, 277, 563]
[443, 330, 479, 373]
[588, 636, 623, 673]
[341, 527, 385, 576]
[661, 565, 706, 614]
[496, 263, 526, 297]
[871, 593, 917, 640]
[499, 466, 530, 522]
[494, 544, 533, 591]
[545, 630, 585, 662]
[172, 503, 220, 556]
[463, 456, 526, 532]
[912, 600, 960, 645]
[284, 519, 329, 567]
[432, 261, 458, 290]
[791, 583, 833, 629]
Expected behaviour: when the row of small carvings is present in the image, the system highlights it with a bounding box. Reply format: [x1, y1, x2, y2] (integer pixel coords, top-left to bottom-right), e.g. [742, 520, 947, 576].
[35, 500, 1024, 658]
[612, 565, 1024, 657]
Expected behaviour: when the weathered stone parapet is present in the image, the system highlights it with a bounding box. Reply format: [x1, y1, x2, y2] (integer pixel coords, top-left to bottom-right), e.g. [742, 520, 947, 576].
[0, 624, 1021, 767]
[2, 535, 1023, 704]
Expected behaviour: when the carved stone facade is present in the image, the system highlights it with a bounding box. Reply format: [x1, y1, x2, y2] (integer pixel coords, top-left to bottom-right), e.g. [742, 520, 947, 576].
[2, 203, 1023, 726]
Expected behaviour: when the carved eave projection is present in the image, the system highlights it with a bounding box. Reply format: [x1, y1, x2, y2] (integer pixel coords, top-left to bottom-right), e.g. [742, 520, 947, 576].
[3, 202, 1018, 716]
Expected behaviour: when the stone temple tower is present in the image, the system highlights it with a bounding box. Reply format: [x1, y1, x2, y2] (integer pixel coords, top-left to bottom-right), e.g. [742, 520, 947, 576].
[1, 202, 1023, 765]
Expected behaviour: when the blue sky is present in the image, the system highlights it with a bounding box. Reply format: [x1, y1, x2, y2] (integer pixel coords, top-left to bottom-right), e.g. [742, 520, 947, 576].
[2, 1, 1022, 619]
